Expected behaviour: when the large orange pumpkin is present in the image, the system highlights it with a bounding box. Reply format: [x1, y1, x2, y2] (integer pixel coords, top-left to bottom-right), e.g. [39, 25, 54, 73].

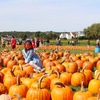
[9, 74, 28, 98]
[88, 72, 100, 94]
[73, 81, 92, 100]
[51, 82, 73, 100]
[26, 74, 51, 100]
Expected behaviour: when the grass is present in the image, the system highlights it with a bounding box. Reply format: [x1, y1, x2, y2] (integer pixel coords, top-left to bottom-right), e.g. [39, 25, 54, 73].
[49, 39, 96, 46]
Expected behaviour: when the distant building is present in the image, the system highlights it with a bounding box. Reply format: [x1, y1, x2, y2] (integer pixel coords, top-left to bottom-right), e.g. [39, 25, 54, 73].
[59, 31, 85, 39]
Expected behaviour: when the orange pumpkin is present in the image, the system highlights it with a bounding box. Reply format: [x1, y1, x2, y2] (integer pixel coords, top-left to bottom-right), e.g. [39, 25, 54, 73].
[9, 74, 28, 98]
[88, 72, 100, 94]
[0, 83, 8, 94]
[73, 81, 92, 100]
[71, 69, 86, 87]
[26, 74, 51, 100]
[51, 82, 73, 100]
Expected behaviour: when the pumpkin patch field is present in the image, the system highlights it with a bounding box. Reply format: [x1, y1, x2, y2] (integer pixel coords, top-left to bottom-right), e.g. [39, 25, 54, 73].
[0, 45, 100, 100]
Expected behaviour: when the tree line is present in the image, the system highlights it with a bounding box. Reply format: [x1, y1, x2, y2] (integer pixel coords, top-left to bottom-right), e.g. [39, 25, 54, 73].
[0, 31, 59, 40]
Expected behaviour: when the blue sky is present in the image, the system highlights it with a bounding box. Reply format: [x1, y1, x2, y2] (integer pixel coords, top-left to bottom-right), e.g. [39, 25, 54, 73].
[0, 0, 100, 32]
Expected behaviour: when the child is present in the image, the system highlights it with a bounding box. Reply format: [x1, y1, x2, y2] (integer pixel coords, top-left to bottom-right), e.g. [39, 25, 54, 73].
[22, 40, 43, 71]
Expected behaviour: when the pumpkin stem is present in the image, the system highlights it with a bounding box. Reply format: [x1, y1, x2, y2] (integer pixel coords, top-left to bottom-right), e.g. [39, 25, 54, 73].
[29, 73, 33, 78]
[81, 64, 88, 72]
[60, 54, 69, 64]
[38, 74, 49, 89]
[80, 81, 84, 92]
[53, 70, 60, 78]
[17, 74, 20, 85]
[70, 57, 74, 62]
[54, 82, 65, 88]
[96, 72, 100, 80]
[19, 64, 23, 70]
[10, 69, 15, 77]
[15, 57, 19, 64]
[11, 56, 15, 60]
[77, 67, 81, 72]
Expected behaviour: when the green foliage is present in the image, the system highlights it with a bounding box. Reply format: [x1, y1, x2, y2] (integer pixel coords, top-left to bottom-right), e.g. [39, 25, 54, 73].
[84, 23, 100, 39]
[0, 31, 59, 40]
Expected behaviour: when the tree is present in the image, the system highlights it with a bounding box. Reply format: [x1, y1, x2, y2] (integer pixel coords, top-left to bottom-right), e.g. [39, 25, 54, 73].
[84, 23, 100, 39]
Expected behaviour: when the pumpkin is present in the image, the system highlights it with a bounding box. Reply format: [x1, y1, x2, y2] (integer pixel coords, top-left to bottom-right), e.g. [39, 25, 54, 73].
[31, 74, 50, 89]
[94, 70, 100, 80]
[83, 69, 93, 87]
[22, 64, 34, 75]
[26, 74, 51, 100]
[87, 88, 100, 100]
[0, 83, 8, 94]
[76, 59, 84, 69]
[4, 69, 17, 90]
[50, 70, 64, 90]
[9, 74, 28, 98]
[60, 71, 72, 85]
[65, 58, 78, 73]
[7, 56, 17, 69]
[12, 93, 26, 100]
[88, 72, 100, 94]
[82, 60, 94, 71]
[71, 68, 86, 86]
[0, 57, 3, 67]
[96, 60, 100, 68]
[13, 66, 26, 77]
[44, 60, 56, 68]
[81, 65, 93, 87]
[21, 74, 37, 89]
[0, 71, 4, 83]
[55, 64, 66, 72]
[73, 81, 92, 100]
[51, 82, 73, 100]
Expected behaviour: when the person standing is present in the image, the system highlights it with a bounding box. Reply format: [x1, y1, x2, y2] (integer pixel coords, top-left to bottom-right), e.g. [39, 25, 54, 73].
[39, 37, 43, 46]
[11, 36, 16, 50]
[96, 39, 100, 46]
[1, 38, 6, 48]
[56, 37, 61, 46]
[87, 39, 90, 48]
[46, 38, 50, 46]
[31, 38, 36, 52]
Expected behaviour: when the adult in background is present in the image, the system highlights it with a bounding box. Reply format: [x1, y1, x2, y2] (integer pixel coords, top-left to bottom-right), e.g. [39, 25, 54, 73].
[46, 38, 50, 46]
[31, 38, 36, 52]
[56, 36, 61, 46]
[96, 39, 100, 46]
[87, 39, 90, 48]
[1, 38, 6, 48]
[11, 36, 16, 50]
[39, 37, 43, 46]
